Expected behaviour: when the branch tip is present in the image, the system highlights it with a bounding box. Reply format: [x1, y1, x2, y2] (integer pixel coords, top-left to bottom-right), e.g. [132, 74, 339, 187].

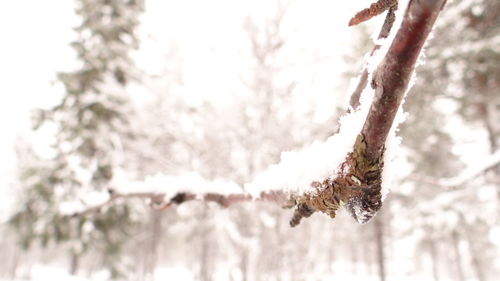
[348, 0, 398, 26]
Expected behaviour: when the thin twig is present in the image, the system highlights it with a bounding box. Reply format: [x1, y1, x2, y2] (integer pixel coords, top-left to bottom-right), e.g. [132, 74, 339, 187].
[348, 0, 398, 26]
[65, 189, 289, 217]
[349, 4, 398, 110]
[298, 0, 448, 225]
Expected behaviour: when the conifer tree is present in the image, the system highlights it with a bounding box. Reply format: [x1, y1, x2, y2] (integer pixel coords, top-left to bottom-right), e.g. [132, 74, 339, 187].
[10, 0, 144, 276]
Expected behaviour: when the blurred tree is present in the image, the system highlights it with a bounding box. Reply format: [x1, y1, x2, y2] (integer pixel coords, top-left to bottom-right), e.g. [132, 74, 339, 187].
[397, 0, 500, 280]
[9, 0, 144, 277]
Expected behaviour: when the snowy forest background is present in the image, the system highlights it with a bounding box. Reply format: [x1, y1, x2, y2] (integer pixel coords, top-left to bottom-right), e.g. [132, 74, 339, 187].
[0, 0, 499, 281]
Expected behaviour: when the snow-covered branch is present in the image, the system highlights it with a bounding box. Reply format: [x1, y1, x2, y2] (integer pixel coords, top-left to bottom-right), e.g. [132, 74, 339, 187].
[60, 173, 292, 217]
[60, 0, 448, 226]
[349, 2, 398, 109]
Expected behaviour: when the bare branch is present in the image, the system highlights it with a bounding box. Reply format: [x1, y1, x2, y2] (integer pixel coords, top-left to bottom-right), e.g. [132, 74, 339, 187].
[348, 0, 398, 27]
[64, 188, 291, 218]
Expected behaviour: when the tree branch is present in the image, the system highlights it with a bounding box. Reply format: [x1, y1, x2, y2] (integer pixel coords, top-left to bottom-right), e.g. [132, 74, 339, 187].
[362, 0, 447, 163]
[295, 0, 447, 224]
[61, 0, 448, 227]
[348, 0, 398, 27]
[64, 188, 291, 218]
[349, 4, 398, 110]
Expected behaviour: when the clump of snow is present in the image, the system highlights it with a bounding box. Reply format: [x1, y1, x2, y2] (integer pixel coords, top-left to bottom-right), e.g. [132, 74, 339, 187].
[112, 170, 244, 199]
[59, 201, 86, 216]
[381, 127, 403, 202]
[245, 88, 375, 197]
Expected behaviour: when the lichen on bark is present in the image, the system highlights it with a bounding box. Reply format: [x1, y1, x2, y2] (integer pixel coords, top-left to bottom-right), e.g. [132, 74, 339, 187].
[290, 134, 384, 226]
[344, 134, 384, 223]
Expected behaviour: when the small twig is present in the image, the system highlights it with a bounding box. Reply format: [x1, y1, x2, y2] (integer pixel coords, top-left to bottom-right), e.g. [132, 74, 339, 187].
[349, 4, 398, 110]
[295, 0, 447, 225]
[348, 0, 398, 26]
[65, 189, 289, 217]
[289, 203, 315, 227]
[362, 0, 447, 163]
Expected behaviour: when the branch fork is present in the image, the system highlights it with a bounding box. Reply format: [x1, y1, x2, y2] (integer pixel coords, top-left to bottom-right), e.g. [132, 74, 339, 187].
[291, 0, 447, 226]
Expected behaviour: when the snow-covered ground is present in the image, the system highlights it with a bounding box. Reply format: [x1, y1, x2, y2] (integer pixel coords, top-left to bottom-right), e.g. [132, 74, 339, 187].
[1, 264, 464, 281]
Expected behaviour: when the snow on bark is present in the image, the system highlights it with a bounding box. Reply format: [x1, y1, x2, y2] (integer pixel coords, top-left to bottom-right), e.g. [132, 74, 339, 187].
[245, 90, 374, 197]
